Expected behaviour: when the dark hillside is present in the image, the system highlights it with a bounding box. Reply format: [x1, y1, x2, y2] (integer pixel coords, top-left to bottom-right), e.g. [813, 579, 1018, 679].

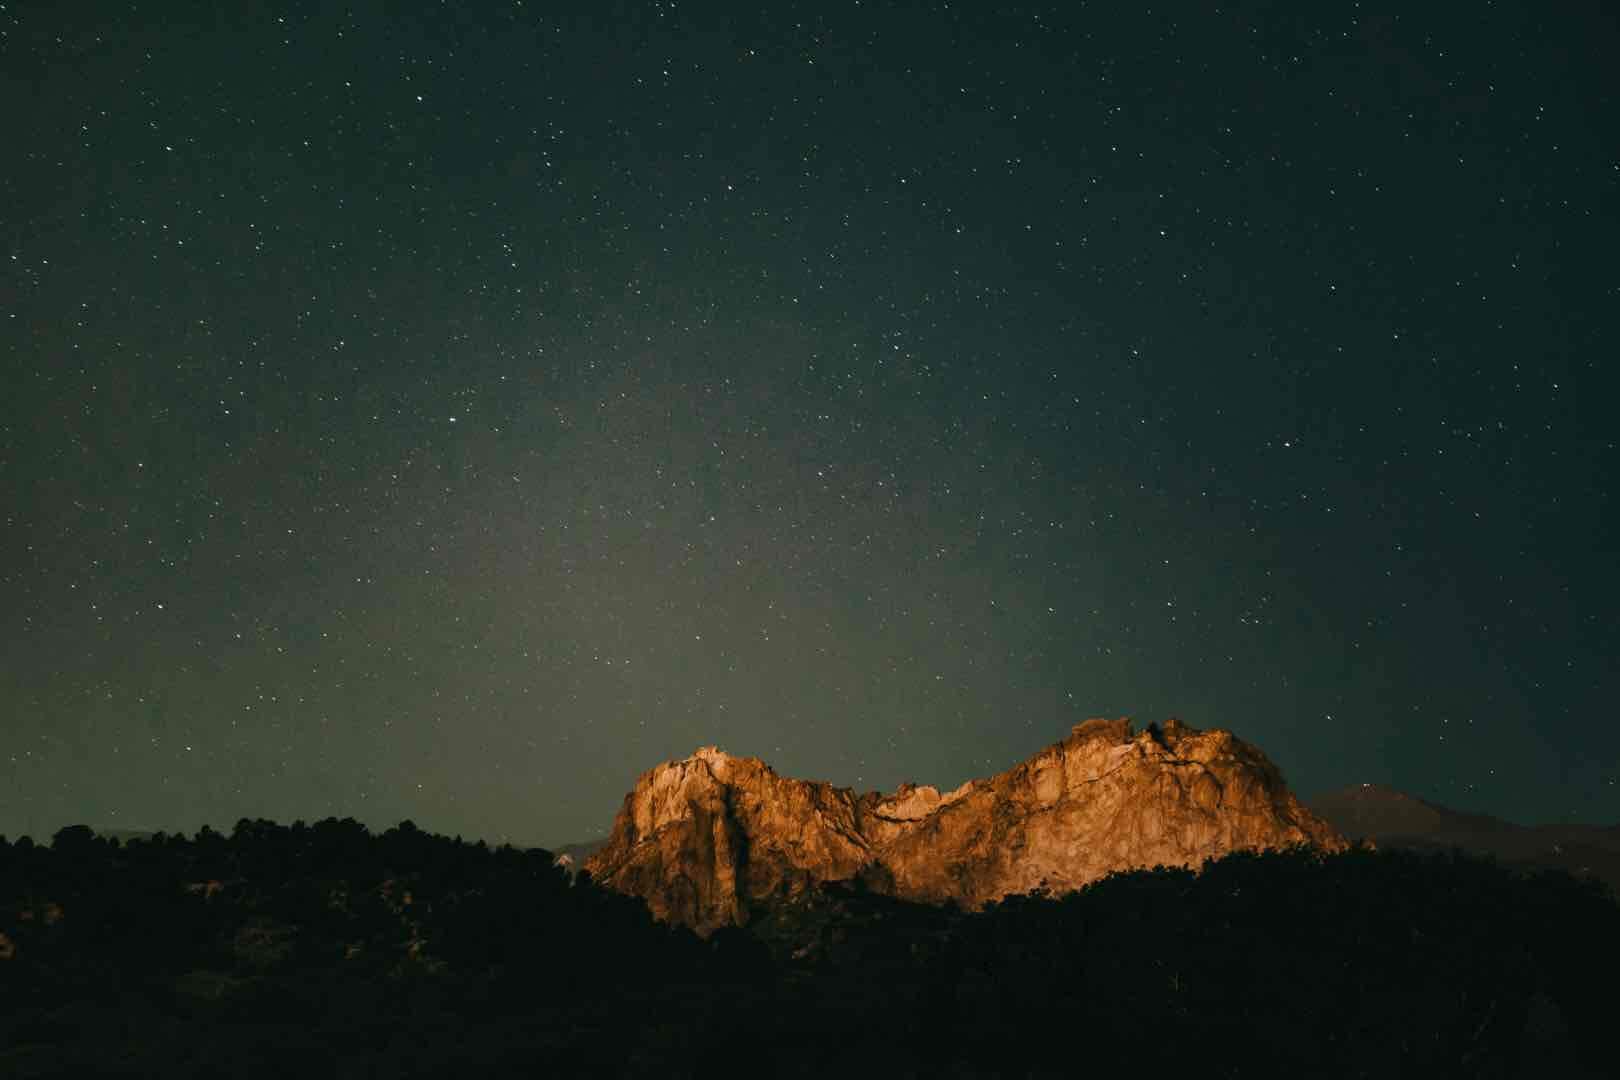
[0, 821, 1612, 1077]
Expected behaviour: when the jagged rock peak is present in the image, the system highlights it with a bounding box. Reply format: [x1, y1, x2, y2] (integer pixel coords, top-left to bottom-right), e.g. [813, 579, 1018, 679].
[586, 718, 1346, 934]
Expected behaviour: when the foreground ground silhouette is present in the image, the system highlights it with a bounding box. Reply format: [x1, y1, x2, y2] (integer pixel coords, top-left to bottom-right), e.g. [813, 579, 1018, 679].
[1, 819, 1612, 1077]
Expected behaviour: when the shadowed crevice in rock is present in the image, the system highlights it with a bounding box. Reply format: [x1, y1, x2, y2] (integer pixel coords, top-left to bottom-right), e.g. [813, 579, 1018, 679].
[587, 717, 1346, 934]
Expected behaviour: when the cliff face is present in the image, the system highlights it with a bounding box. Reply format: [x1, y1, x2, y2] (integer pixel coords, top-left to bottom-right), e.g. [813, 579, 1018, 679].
[586, 718, 1346, 934]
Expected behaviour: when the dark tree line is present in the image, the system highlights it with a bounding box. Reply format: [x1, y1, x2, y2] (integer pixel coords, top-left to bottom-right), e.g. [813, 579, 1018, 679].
[1, 822, 1613, 1077]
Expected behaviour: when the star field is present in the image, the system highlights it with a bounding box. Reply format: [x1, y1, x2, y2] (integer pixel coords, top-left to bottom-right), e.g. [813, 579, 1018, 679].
[3, 1, 1616, 844]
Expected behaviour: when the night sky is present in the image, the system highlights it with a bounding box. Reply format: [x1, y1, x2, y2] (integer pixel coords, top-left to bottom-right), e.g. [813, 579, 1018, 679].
[4, 2, 1616, 846]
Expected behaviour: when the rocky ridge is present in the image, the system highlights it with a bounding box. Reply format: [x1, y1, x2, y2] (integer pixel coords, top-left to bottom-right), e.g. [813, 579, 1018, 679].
[586, 717, 1346, 933]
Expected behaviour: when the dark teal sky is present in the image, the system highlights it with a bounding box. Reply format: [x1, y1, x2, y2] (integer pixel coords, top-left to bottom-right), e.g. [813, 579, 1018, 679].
[4, 1, 1615, 844]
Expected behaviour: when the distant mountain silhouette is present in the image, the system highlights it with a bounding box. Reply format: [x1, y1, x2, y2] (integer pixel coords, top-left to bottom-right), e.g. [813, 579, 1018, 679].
[91, 826, 161, 845]
[1309, 784, 1620, 895]
[544, 837, 608, 878]
[550, 837, 608, 863]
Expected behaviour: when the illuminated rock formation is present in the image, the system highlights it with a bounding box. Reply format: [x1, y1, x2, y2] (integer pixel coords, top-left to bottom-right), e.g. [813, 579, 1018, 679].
[586, 717, 1346, 934]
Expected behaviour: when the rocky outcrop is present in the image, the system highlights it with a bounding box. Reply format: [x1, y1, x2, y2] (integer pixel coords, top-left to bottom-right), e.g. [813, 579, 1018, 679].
[586, 718, 1347, 934]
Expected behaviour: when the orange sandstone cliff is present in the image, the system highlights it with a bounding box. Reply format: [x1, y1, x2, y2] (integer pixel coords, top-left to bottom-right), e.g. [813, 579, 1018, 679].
[585, 717, 1346, 934]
